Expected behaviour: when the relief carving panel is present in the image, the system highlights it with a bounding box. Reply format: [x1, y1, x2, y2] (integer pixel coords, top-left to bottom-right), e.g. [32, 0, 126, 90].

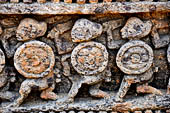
[0, 12, 169, 113]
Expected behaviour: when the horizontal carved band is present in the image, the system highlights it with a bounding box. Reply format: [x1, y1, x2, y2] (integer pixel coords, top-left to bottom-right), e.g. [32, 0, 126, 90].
[0, 2, 169, 14]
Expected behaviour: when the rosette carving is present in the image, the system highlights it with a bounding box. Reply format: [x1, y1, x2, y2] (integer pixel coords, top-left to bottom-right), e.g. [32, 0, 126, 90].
[116, 40, 153, 74]
[14, 40, 55, 78]
[71, 41, 108, 75]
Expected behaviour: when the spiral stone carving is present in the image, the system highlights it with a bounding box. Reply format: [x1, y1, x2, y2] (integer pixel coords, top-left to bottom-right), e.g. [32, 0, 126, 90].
[71, 41, 108, 75]
[116, 40, 153, 75]
[14, 40, 55, 78]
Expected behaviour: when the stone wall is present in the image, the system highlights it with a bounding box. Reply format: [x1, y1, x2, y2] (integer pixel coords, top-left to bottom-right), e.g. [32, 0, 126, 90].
[0, 3, 169, 112]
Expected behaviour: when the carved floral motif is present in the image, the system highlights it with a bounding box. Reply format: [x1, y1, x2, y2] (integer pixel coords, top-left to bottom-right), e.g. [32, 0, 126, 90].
[71, 41, 108, 75]
[14, 40, 55, 78]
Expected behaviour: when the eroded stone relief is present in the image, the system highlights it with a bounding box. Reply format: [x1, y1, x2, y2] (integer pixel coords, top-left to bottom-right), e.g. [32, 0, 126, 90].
[0, 14, 169, 113]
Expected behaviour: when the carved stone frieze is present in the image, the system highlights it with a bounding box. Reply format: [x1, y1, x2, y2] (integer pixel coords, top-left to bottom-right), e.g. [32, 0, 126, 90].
[0, 10, 169, 113]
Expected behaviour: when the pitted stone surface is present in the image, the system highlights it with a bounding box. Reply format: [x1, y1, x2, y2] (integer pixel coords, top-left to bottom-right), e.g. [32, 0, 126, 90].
[16, 18, 47, 41]
[0, 14, 169, 112]
[151, 18, 170, 48]
[71, 19, 102, 42]
[167, 44, 170, 64]
[121, 17, 152, 39]
[71, 41, 108, 75]
[14, 40, 55, 78]
[0, 49, 6, 88]
[0, 26, 3, 35]
[0, 74, 7, 88]
[0, 49, 5, 73]
[116, 40, 153, 75]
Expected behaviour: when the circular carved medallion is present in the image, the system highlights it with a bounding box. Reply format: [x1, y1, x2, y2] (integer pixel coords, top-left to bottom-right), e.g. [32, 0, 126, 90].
[116, 40, 153, 75]
[71, 41, 108, 75]
[14, 40, 55, 78]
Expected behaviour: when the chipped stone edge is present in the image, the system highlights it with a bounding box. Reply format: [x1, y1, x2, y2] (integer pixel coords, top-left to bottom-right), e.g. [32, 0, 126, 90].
[0, 2, 169, 14]
[0, 94, 170, 112]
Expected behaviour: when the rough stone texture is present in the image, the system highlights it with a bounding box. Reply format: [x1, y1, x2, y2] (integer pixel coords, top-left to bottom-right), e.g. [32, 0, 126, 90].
[0, 17, 21, 27]
[115, 68, 162, 102]
[145, 110, 153, 113]
[167, 44, 170, 65]
[12, 40, 57, 107]
[134, 111, 142, 113]
[0, 2, 169, 14]
[71, 41, 108, 75]
[48, 21, 76, 55]
[151, 13, 170, 49]
[0, 9, 169, 113]
[0, 27, 23, 58]
[0, 49, 5, 73]
[115, 40, 162, 102]
[168, 79, 170, 94]
[116, 40, 153, 75]
[14, 40, 55, 78]
[152, 48, 169, 89]
[121, 17, 152, 39]
[54, 30, 75, 55]
[16, 18, 47, 41]
[102, 19, 126, 49]
[71, 19, 102, 42]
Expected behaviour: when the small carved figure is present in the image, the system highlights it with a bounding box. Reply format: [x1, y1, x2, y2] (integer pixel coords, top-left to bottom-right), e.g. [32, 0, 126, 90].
[16, 18, 47, 41]
[63, 41, 110, 102]
[71, 19, 103, 42]
[0, 49, 17, 101]
[13, 40, 57, 106]
[48, 20, 76, 54]
[0, 27, 23, 58]
[121, 17, 152, 39]
[151, 13, 170, 48]
[0, 66, 18, 101]
[115, 40, 162, 102]
[102, 18, 126, 49]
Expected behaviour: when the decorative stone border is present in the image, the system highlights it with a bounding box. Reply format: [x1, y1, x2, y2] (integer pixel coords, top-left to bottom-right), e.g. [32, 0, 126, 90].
[0, 2, 169, 14]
